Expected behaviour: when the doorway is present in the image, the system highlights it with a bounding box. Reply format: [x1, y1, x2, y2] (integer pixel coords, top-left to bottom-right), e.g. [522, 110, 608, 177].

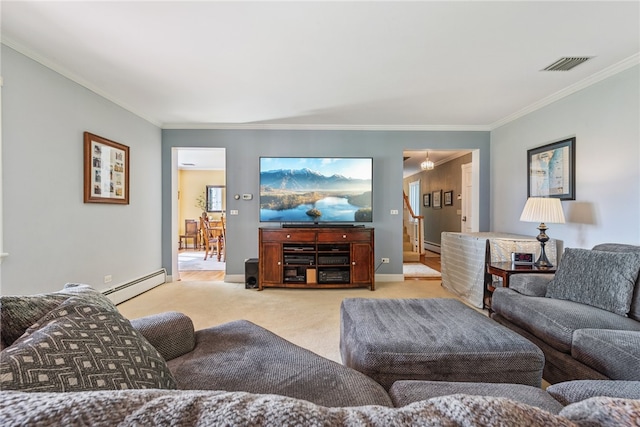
[402, 149, 478, 256]
[173, 147, 226, 281]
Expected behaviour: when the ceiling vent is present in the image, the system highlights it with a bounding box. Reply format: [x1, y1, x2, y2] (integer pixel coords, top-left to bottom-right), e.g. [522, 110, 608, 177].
[542, 57, 593, 71]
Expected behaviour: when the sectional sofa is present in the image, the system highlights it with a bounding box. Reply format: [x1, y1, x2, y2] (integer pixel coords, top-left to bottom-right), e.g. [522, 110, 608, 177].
[491, 243, 640, 384]
[1, 284, 639, 426]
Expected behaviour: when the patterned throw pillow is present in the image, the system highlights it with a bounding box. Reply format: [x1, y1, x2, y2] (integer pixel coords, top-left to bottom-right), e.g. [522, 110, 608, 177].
[0, 284, 118, 349]
[546, 248, 640, 316]
[0, 297, 177, 392]
[1, 294, 69, 349]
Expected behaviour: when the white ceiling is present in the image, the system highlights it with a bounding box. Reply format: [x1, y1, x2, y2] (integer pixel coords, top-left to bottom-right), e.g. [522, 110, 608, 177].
[2, 1, 638, 130]
[177, 147, 226, 170]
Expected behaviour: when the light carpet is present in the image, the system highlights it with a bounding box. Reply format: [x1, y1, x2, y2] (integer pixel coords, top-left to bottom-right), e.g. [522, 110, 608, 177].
[403, 262, 442, 278]
[117, 280, 464, 364]
[179, 251, 225, 271]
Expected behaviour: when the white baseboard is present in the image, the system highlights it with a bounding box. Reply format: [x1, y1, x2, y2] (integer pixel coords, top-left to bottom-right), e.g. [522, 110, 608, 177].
[225, 274, 245, 283]
[102, 269, 166, 305]
[424, 241, 441, 253]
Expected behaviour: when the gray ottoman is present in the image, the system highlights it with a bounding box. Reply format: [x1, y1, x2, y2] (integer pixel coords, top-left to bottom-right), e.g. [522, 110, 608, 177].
[340, 298, 544, 390]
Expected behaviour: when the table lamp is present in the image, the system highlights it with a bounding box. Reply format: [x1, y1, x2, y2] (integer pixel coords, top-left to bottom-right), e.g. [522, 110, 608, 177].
[519, 197, 565, 267]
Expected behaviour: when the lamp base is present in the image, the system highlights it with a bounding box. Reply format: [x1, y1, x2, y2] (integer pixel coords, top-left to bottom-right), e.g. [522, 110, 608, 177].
[535, 222, 553, 268]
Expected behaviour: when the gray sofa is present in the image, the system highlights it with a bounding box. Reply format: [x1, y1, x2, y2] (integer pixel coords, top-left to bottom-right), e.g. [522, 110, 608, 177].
[491, 243, 640, 384]
[1, 284, 639, 426]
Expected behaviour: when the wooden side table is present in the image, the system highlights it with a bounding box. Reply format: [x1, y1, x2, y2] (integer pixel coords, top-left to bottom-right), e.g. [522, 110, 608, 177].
[484, 262, 556, 310]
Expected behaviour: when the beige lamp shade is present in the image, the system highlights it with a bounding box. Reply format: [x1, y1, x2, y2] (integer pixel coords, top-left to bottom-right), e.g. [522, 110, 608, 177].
[520, 197, 565, 224]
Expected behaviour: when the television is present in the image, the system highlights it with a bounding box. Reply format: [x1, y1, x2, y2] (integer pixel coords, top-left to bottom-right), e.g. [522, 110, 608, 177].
[259, 157, 373, 223]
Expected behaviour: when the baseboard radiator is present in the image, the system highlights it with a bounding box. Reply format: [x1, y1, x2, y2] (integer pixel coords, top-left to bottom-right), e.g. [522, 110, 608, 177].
[102, 269, 166, 305]
[424, 241, 441, 254]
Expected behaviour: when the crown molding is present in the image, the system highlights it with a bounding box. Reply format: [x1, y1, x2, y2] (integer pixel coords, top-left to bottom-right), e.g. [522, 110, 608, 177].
[490, 53, 640, 130]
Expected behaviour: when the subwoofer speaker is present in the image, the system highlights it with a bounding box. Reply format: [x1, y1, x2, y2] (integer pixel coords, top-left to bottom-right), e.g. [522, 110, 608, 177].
[245, 258, 259, 289]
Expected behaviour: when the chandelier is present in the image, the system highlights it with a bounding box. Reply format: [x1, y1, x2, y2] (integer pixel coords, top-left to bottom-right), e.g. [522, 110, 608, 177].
[420, 151, 434, 170]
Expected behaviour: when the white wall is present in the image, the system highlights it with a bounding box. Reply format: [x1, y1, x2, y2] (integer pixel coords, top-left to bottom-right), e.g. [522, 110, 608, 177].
[491, 65, 640, 248]
[1, 46, 163, 295]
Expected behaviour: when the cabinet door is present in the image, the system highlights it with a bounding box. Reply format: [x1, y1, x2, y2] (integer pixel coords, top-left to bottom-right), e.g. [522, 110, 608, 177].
[351, 243, 372, 284]
[260, 242, 282, 284]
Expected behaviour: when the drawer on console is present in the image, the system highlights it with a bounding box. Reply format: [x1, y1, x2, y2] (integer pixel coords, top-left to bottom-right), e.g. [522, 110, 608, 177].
[317, 230, 371, 242]
[260, 229, 316, 242]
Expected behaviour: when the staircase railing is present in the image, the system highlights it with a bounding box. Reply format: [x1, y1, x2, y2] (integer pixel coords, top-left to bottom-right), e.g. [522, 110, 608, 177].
[402, 191, 424, 255]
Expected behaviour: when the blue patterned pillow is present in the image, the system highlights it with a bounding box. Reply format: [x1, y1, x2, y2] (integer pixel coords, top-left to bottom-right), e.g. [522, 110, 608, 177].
[546, 248, 640, 316]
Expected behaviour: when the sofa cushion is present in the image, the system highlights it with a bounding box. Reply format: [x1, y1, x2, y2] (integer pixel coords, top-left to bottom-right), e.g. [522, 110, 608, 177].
[129, 312, 196, 361]
[0, 284, 118, 349]
[546, 248, 640, 316]
[509, 274, 554, 297]
[593, 243, 640, 321]
[0, 297, 176, 392]
[571, 329, 640, 380]
[492, 288, 640, 353]
[389, 380, 563, 414]
[548, 380, 640, 405]
[559, 396, 640, 427]
[0, 389, 579, 426]
[167, 319, 392, 408]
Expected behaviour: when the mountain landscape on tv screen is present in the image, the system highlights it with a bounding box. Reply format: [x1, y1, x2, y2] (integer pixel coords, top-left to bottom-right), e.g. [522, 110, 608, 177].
[260, 168, 372, 222]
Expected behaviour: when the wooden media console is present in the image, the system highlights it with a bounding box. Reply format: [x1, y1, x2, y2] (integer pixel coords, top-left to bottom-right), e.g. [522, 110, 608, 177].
[258, 227, 375, 290]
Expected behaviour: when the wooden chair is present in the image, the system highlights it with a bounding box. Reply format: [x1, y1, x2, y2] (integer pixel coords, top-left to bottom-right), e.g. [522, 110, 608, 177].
[218, 215, 226, 262]
[208, 216, 226, 262]
[201, 217, 224, 261]
[179, 219, 199, 250]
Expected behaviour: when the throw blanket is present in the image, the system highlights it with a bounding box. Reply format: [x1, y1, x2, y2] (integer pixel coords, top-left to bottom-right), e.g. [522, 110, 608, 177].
[1, 389, 638, 426]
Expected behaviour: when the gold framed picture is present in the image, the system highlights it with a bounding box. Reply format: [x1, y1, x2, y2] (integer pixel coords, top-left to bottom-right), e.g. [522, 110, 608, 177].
[83, 132, 130, 204]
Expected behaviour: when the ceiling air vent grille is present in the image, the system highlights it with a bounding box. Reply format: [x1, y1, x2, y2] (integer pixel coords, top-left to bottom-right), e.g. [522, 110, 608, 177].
[542, 57, 593, 71]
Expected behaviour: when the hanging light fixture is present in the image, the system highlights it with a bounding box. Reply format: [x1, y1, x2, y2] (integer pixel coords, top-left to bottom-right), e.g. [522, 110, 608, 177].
[420, 151, 434, 170]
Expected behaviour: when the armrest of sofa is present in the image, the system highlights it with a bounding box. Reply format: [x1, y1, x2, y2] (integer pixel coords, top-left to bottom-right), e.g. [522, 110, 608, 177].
[547, 380, 640, 405]
[508, 274, 554, 297]
[130, 311, 196, 361]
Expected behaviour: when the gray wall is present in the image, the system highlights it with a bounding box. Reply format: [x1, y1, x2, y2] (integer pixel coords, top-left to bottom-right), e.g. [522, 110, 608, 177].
[491, 65, 640, 248]
[1, 46, 163, 295]
[162, 131, 490, 277]
[8, 42, 634, 295]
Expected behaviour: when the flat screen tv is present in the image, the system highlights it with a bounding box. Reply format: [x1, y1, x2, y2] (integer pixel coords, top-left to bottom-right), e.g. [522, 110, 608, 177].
[259, 157, 373, 223]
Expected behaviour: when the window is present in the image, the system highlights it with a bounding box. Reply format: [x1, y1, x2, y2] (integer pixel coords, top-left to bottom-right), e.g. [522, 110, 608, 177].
[409, 180, 421, 221]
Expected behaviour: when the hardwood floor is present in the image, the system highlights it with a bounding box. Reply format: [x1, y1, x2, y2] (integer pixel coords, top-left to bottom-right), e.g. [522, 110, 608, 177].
[177, 250, 441, 282]
[421, 250, 442, 272]
[178, 270, 225, 281]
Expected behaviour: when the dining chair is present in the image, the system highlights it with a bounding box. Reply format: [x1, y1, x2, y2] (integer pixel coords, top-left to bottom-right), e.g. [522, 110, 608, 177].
[179, 219, 199, 250]
[201, 217, 222, 261]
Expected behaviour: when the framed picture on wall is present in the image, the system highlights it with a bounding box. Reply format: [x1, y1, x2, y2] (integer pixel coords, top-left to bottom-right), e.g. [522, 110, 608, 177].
[527, 137, 576, 200]
[444, 190, 453, 206]
[432, 190, 442, 209]
[83, 132, 129, 204]
[423, 193, 431, 207]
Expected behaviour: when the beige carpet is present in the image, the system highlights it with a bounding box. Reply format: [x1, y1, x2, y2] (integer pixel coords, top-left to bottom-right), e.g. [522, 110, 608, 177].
[117, 279, 463, 364]
[403, 263, 442, 278]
